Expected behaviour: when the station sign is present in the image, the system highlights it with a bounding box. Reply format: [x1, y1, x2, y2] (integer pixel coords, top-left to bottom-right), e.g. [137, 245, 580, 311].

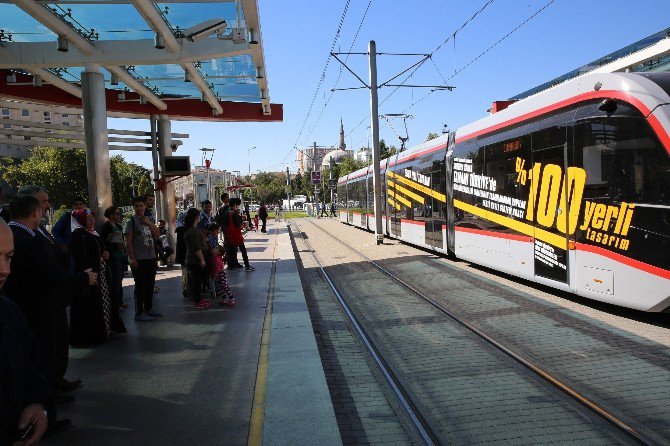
[328, 179, 337, 190]
[311, 171, 321, 184]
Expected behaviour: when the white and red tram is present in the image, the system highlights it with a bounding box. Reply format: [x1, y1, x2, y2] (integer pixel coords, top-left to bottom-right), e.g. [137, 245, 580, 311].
[338, 73, 670, 312]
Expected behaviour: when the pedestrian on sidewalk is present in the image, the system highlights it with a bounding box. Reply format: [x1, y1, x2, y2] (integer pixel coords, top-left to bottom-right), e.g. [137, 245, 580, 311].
[0, 219, 50, 445]
[184, 208, 211, 309]
[259, 202, 268, 233]
[226, 198, 254, 272]
[70, 209, 126, 345]
[124, 196, 161, 322]
[210, 245, 235, 306]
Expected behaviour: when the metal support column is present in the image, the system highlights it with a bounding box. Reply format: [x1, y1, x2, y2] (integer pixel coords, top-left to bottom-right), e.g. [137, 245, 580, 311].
[150, 114, 162, 220]
[368, 41, 383, 244]
[329, 157, 334, 209]
[313, 141, 319, 219]
[81, 64, 112, 224]
[157, 114, 176, 256]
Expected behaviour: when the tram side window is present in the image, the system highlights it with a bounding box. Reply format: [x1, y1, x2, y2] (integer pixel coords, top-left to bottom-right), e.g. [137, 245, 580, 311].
[337, 183, 347, 210]
[349, 179, 363, 213]
[484, 134, 531, 203]
[575, 117, 670, 205]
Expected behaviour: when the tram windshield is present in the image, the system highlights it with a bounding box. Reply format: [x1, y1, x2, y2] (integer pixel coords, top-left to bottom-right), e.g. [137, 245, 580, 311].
[575, 116, 670, 206]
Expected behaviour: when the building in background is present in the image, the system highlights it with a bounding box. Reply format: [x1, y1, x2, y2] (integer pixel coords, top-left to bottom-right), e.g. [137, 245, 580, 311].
[0, 100, 84, 198]
[172, 167, 240, 210]
[0, 101, 83, 159]
[296, 118, 353, 173]
[353, 147, 371, 163]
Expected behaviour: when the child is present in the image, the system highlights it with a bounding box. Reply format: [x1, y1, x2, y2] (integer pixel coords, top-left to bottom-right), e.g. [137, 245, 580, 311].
[253, 214, 259, 231]
[206, 223, 221, 250]
[211, 245, 235, 306]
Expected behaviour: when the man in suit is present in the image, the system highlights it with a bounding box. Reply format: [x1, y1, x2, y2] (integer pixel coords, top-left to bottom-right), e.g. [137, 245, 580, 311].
[0, 218, 50, 445]
[3, 194, 97, 436]
[18, 185, 84, 394]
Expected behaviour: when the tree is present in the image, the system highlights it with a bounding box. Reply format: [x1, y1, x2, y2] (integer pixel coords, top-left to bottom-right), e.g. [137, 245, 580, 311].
[337, 158, 367, 177]
[0, 146, 151, 208]
[110, 156, 151, 205]
[426, 132, 439, 141]
[1, 146, 87, 207]
[292, 172, 304, 196]
[379, 139, 398, 160]
[136, 174, 153, 197]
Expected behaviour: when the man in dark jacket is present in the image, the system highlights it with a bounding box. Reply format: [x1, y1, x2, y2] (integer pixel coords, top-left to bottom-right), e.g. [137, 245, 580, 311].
[215, 193, 230, 229]
[18, 185, 85, 393]
[4, 195, 96, 436]
[0, 218, 50, 445]
[258, 203, 268, 233]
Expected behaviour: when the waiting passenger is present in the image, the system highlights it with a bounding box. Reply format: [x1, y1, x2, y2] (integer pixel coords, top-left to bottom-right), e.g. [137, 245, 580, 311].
[184, 208, 211, 309]
[210, 245, 235, 306]
[69, 209, 126, 346]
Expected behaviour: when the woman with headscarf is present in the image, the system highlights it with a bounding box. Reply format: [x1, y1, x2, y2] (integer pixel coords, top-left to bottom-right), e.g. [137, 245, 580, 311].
[100, 205, 127, 312]
[69, 209, 126, 346]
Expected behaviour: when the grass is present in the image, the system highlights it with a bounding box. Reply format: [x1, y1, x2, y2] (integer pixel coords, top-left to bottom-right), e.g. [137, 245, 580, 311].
[268, 210, 308, 219]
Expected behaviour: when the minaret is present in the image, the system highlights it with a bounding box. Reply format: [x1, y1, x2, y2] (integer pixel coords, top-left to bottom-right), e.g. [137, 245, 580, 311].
[339, 118, 346, 150]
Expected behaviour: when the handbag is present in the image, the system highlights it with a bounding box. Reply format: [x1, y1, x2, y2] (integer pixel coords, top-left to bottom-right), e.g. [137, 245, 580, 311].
[226, 213, 244, 247]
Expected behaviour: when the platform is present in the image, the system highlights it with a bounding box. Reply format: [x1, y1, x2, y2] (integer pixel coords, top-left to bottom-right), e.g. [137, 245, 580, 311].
[44, 220, 341, 446]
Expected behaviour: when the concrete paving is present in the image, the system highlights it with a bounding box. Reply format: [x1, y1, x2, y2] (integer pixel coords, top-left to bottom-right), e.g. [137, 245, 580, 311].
[44, 219, 340, 446]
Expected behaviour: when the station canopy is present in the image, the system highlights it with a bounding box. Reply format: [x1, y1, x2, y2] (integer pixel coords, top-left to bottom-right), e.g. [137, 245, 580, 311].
[0, 0, 282, 121]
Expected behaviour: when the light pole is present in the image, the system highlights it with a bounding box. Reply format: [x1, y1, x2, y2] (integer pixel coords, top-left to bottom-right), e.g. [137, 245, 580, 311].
[200, 147, 215, 203]
[248, 146, 256, 177]
[232, 170, 241, 199]
[313, 142, 319, 219]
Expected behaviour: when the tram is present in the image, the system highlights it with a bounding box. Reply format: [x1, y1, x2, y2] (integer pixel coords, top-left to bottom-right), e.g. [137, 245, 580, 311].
[337, 72, 670, 312]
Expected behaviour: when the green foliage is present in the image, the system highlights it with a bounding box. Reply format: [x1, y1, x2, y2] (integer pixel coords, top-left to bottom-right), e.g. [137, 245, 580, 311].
[0, 146, 151, 208]
[110, 155, 151, 205]
[426, 132, 439, 141]
[136, 174, 153, 197]
[379, 139, 398, 160]
[244, 171, 289, 205]
[1, 147, 87, 207]
[292, 172, 305, 196]
[337, 157, 367, 177]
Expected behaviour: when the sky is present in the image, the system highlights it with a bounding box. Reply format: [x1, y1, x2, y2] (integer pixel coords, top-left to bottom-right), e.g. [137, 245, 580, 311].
[112, 0, 670, 175]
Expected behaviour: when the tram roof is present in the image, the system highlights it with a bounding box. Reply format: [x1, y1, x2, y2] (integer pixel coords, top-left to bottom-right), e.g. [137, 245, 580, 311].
[0, 0, 282, 121]
[511, 27, 670, 101]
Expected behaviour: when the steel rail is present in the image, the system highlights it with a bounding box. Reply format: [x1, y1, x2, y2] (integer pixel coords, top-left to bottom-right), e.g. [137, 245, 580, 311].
[291, 221, 436, 446]
[299, 218, 654, 446]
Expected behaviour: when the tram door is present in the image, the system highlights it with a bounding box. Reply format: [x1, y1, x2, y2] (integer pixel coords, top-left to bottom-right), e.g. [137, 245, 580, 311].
[388, 172, 402, 237]
[445, 133, 456, 255]
[424, 161, 445, 249]
[531, 142, 569, 283]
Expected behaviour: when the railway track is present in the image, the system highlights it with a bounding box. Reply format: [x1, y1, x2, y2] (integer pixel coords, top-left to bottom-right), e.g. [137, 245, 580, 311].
[290, 218, 656, 445]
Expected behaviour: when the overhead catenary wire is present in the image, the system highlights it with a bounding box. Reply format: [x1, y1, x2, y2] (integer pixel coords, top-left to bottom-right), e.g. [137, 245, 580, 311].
[344, 0, 496, 141]
[401, 0, 558, 114]
[301, 0, 374, 147]
[290, 0, 352, 152]
[270, 0, 373, 172]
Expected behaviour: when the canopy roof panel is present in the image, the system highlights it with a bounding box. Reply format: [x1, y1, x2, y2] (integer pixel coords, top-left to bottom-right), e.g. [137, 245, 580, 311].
[0, 0, 280, 122]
